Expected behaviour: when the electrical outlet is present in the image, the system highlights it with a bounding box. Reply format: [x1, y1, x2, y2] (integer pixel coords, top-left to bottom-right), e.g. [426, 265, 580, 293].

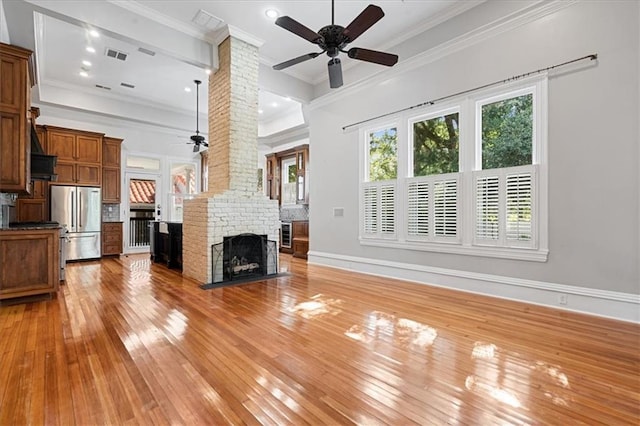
[558, 294, 568, 305]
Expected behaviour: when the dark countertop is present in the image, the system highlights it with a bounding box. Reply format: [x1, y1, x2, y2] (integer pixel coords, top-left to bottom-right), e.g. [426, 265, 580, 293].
[2, 222, 62, 231]
[1, 225, 62, 231]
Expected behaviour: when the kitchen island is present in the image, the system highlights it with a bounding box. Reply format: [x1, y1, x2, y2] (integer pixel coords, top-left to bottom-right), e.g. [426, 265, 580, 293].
[0, 225, 60, 302]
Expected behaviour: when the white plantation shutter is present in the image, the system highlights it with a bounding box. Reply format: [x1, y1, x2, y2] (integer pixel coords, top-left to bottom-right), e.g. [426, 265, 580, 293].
[363, 185, 378, 236]
[434, 178, 457, 238]
[475, 174, 500, 241]
[380, 184, 396, 235]
[361, 182, 396, 238]
[407, 181, 429, 237]
[506, 171, 533, 242]
[474, 166, 536, 247]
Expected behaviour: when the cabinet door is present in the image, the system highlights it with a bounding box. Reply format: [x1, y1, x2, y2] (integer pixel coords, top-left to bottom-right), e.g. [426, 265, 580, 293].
[0, 230, 59, 299]
[0, 112, 28, 191]
[54, 162, 76, 184]
[48, 131, 76, 161]
[17, 199, 47, 222]
[76, 163, 101, 185]
[102, 138, 121, 168]
[31, 180, 46, 199]
[76, 135, 102, 163]
[102, 167, 120, 203]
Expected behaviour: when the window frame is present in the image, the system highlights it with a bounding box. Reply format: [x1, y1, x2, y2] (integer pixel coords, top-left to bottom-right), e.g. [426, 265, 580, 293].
[358, 75, 548, 262]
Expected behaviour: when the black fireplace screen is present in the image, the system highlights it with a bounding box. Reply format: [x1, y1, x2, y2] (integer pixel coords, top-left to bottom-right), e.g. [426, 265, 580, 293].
[210, 234, 278, 283]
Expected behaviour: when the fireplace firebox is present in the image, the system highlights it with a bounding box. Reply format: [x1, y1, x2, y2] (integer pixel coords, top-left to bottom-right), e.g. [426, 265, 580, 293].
[209, 233, 278, 285]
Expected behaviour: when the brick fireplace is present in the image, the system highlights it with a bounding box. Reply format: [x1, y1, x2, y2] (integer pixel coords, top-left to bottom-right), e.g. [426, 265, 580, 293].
[182, 35, 280, 284]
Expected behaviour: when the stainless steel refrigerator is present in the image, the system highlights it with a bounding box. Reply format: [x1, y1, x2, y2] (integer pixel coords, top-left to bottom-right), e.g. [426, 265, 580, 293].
[50, 186, 101, 260]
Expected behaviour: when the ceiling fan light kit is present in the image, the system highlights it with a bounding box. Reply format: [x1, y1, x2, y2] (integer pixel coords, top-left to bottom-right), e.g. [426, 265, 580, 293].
[273, 0, 398, 88]
[189, 79, 208, 152]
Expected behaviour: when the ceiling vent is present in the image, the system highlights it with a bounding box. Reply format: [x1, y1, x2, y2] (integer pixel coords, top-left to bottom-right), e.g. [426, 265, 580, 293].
[138, 47, 156, 56]
[95, 84, 112, 91]
[192, 9, 223, 30]
[105, 48, 128, 61]
[120, 82, 135, 89]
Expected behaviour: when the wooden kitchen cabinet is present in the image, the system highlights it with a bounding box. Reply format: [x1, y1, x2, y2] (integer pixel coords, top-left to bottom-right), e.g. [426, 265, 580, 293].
[101, 222, 122, 256]
[0, 43, 32, 194]
[102, 137, 122, 202]
[0, 228, 59, 300]
[16, 179, 48, 222]
[265, 144, 309, 204]
[46, 126, 103, 185]
[292, 220, 309, 259]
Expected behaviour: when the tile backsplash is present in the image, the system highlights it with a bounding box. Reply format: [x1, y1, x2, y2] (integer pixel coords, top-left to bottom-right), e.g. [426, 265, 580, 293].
[102, 203, 121, 222]
[280, 204, 309, 222]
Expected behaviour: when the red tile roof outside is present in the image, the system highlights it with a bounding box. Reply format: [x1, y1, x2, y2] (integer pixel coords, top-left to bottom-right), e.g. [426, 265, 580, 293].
[129, 179, 155, 204]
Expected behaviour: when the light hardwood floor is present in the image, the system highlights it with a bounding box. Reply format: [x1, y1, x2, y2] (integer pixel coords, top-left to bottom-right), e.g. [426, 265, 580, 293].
[1, 253, 638, 425]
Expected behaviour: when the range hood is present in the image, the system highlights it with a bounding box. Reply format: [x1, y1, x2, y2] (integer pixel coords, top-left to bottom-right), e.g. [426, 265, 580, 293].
[30, 124, 57, 181]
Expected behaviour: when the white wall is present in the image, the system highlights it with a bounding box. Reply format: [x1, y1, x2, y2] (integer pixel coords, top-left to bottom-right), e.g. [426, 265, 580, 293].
[308, 2, 639, 309]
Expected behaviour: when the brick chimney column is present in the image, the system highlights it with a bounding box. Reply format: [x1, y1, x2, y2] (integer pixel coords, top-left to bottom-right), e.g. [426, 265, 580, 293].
[182, 34, 280, 284]
[207, 36, 259, 195]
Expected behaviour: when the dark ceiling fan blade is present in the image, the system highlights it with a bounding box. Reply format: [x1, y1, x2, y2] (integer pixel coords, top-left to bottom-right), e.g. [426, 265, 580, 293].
[275, 16, 322, 44]
[342, 5, 384, 43]
[347, 47, 398, 66]
[328, 57, 343, 88]
[273, 52, 324, 71]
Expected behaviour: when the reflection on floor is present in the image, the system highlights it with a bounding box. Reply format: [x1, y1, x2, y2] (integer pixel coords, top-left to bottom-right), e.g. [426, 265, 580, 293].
[0, 253, 638, 425]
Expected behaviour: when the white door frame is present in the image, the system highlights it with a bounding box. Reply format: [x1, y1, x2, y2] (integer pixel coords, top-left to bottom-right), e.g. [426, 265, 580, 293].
[124, 171, 162, 254]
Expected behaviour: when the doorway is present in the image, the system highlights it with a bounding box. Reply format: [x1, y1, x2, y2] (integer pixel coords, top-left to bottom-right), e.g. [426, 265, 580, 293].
[125, 172, 161, 254]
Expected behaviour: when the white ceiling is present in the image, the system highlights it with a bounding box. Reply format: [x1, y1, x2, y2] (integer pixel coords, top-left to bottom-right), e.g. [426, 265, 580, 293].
[2, 0, 479, 138]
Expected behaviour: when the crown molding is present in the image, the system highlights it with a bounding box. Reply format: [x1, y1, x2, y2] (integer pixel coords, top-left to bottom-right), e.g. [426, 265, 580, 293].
[211, 24, 264, 48]
[309, 0, 577, 110]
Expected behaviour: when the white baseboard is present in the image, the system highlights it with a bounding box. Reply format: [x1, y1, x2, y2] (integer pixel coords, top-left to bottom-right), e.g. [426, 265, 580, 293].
[307, 251, 640, 323]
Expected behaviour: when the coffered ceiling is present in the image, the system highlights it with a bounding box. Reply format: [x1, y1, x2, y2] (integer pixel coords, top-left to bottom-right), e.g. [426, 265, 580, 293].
[2, 0, 480, 138]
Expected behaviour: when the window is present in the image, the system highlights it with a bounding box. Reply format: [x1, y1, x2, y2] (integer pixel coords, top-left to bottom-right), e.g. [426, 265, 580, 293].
[358, 77, 547, 261]
[281, 156, 297, 205]
[480, 93, 533, 170]
[362, 125, 397, 239]
[412, 110, 459, 176]
[367, 127, 397, 182]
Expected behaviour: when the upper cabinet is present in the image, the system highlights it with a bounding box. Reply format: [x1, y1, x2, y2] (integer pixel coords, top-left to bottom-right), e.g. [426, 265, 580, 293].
[266, 144, 309, 205]
[102, 137, 122, 203]
[0, 43, 32, 194]
[45, 126, 103, 185]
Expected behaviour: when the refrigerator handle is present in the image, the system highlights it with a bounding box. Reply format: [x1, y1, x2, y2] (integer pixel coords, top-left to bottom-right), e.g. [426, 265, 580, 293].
[70, 192, 75, 228]
[79, 191, 83, 228]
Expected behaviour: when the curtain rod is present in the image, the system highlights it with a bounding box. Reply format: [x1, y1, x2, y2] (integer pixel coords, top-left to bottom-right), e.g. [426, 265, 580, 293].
[342, 53, 598, 131]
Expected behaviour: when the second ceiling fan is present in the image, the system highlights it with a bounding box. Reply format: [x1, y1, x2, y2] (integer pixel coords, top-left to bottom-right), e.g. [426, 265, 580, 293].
[273, 0, 398, 88]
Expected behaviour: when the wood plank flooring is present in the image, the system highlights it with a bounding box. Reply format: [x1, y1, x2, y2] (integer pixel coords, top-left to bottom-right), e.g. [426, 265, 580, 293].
[1, 253, 638, 425]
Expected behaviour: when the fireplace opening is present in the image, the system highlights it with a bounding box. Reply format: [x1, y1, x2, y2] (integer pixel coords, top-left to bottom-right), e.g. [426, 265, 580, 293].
[209, 233, 278, 285]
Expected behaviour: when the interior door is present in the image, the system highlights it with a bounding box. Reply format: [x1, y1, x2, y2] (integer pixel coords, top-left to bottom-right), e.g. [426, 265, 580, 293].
[124, 172, 161, 254]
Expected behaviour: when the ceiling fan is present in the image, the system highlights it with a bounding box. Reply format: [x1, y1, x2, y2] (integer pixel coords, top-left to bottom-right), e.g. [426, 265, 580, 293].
[272, 0, 398, 88]
[189, 79, 208, 153]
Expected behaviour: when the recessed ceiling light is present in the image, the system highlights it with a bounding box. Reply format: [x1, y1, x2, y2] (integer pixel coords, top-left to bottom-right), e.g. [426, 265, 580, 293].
[205, 69, 212, 75]
[258, 109, 264, 114]
[271, 102, 278, 107]
[86, 46, 95, 53]
[285, 96, 292, 101]
[79, 71, 89, 77]
[184, 87, 192, 92]
[82, 60, 92, 67]
[265, 9, 279, 19]
[89, 29, 100, 38]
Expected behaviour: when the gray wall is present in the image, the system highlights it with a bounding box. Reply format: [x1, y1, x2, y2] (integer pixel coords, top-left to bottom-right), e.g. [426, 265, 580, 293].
[308, 1, 639, 295]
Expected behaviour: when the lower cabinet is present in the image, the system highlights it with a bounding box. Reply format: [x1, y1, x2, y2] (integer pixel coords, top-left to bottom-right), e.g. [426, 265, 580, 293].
[0, 228, 59, 300]
[101, 222, 123, 256]
[292, 221, 309, 259]
[152, 222, 182, 270]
